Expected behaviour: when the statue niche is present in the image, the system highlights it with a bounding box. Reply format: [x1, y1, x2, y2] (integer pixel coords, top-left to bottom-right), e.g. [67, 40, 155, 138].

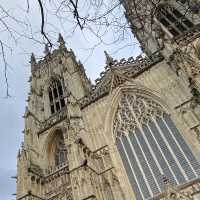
[46, 129, 68, 169]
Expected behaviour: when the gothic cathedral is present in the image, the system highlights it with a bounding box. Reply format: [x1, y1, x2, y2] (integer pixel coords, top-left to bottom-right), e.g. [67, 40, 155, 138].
[16, 0, 200, 200]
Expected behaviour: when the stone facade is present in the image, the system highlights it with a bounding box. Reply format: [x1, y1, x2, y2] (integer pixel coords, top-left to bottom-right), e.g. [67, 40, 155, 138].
[16, 1, 200, 200]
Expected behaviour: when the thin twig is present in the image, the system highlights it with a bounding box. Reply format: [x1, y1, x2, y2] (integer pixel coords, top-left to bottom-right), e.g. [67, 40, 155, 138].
[0, 40, 10, 97]
[36, 0, 53, 47]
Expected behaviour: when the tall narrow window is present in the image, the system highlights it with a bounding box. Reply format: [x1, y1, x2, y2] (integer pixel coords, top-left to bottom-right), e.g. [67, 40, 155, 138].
[54, 133, 68, 166]
[156, 7, 194, 37]
[48, 79, 65, 114]
[114, 93, 200, 200]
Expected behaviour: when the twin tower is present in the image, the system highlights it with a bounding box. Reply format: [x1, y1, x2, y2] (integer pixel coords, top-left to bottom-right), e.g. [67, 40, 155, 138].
[16, 1, 200, 200]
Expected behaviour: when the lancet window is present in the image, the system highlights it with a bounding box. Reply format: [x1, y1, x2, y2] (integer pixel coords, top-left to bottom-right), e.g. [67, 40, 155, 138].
[114, 93, 200, 200]
[156, 6, 194, 37]
[48, 79, 65, 114]
[54, 132, 68, 166]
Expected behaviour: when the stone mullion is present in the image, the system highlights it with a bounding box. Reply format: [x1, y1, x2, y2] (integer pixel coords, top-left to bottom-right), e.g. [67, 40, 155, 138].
[126, 95, 142, 129]
[161, 11, 182, 35]
[152, 117, 188, 182]
[55, 82, 62, 111]
[51, 86, 57, 113]
[169, 9, 189, 31]
[162, 116, 198, 178]
[117, 96, 137, 196]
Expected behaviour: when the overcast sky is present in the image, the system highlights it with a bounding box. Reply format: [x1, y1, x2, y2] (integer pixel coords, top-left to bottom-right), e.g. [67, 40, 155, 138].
[0, 1, 141, 199]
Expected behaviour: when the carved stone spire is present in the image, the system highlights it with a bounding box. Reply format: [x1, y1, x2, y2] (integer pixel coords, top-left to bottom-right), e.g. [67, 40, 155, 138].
[104, 50, 113, 66]
[44, 44, 50, 55]
[58, 33, 65, 49]
[30, 53, 36, 65]
[30, 53, 37, 73]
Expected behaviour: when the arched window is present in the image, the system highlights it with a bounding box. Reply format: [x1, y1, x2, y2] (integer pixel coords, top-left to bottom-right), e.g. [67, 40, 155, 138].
[54, 132, 68, 166]
[48, 79, 65, 114]
[156, 6, 193, 37]
[114, 93, 200, 200]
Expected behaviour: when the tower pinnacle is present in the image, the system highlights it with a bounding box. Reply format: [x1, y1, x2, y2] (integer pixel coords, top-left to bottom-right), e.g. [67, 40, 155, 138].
[30, 53, 36, 65]
[58, 33, 65, 49]
[104, 50, 113, 66]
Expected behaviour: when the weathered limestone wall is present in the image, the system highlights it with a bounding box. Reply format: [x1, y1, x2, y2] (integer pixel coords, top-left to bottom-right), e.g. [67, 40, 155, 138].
[82, 96, 108, 151]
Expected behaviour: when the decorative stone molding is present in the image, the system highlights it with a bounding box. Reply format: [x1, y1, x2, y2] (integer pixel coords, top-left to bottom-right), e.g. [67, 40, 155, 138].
[113, 92, 164, 136]
[79, 52, 164, 108]
[37, 108, 69, 136]
[173, 24, 200, 46]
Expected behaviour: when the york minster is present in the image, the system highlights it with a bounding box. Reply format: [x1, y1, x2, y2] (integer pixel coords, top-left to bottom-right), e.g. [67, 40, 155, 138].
[16, 0, 200, 199]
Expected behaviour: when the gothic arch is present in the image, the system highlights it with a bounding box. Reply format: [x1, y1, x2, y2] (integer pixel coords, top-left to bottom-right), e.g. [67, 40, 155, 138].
[103, 82, 174, 199]
[43, 74, 63, 91]
[43, 126, 68, 168]
[43, 74, 66, 116]
[106, 83, 200, 200]
[104, 82, 170, 143]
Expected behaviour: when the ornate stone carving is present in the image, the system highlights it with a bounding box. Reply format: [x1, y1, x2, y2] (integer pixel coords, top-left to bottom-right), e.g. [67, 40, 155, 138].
[113, 92, 164, 137]
[37, 108, 69, 135]
[79, 52, 164, 108]
[174, 24, 200, 46]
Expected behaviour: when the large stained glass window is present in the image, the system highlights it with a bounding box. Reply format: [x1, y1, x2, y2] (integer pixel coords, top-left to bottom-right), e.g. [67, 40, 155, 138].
[114, 93, 200, 200]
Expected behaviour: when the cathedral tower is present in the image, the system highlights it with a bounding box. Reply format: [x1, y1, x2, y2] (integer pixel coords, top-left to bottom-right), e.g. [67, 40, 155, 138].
[123, 0, 200, 87]
[123, 0, 200, 56]
[16, 2, 200, 200]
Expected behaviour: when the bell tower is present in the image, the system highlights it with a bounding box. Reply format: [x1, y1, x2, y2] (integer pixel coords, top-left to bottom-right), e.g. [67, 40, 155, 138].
[16, 34, 93, 200]
[16, 33, 123, 200]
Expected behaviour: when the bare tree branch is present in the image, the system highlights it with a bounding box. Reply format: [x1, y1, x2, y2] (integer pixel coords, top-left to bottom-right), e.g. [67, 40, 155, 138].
[36, 0, 53, 47]
[0, 40, 10, 98]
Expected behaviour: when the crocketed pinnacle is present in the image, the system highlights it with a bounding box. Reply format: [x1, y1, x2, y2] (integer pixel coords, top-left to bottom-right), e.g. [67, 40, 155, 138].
[104, 50, 113, 66]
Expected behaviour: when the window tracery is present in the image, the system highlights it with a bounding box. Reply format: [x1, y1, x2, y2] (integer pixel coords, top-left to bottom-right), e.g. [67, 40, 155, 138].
[113, 93, 163, 137]
[114, 92, 200, 200]
[156, 6, 194, 37]
[48, 79, 65, 114]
